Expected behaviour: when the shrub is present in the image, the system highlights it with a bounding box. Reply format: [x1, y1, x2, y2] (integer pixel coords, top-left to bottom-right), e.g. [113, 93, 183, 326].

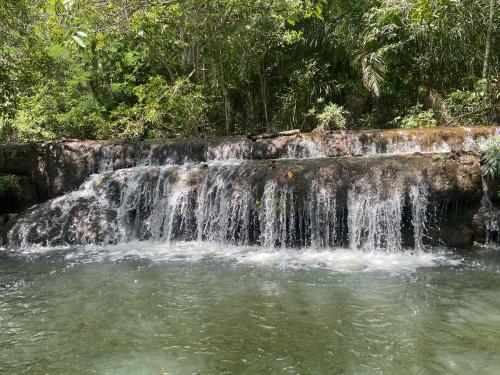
[10, 83, 60, 141]
[398, 104, 437, 129]
[481, 135, 500, 179]
[96, 76, 210, 140]
[445, 79, 498, 125]
[313, 103, 348, 131]
[0, 119, 14, 142]
[10, 80, 105, 141]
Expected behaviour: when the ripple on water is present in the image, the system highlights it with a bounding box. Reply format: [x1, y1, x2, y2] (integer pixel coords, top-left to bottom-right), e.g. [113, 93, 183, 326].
[0, 243, 499, 374]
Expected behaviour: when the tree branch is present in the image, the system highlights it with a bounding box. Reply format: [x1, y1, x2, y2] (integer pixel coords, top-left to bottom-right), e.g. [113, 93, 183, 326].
[445, 103, 500, 126]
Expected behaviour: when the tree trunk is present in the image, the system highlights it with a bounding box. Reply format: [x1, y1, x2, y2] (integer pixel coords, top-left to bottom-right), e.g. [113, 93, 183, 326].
[248, 92, 256, 126]
[213, 59, 233, 135]
[482, 0, 496, 79]
[259, 67, 270, 132]
[205, 27, 233, 135]
[221, 81, 233, 135]
[496, 80, 500, 124]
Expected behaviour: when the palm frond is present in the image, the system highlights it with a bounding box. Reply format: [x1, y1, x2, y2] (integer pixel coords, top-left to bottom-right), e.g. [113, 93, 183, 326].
[360, 52, 386, 97]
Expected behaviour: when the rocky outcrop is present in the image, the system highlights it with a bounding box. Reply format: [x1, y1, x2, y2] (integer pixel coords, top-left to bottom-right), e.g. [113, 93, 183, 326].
[1, 126, 497, 212]
[0, 141, 102, 210]
[0, 174, 37, 214]
[483, 177, 500, 206]
[0, 126, 498, 248]
[2, 153, 487, 249]
[252, 125, 499, 159]
[472, 206, 499, 243]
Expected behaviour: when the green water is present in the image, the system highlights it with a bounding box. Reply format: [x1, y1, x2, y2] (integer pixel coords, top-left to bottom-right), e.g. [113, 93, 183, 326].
[1, 243, 500, 374]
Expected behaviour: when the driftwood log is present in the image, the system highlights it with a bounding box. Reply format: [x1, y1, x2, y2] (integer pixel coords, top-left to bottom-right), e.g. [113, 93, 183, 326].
[248, 129, 300, 141]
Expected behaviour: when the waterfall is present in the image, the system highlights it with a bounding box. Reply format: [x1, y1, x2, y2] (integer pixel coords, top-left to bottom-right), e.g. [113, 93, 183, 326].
[195, 163, 254, 244]
[259, 180, 296, 247]
[206, 139, 252, 160]
[6, 156, 441, 252]
[487, 217, 499, 244]
[6, 127, 498, 251]
[410, 182, 428, 251]
[347, 180, 404, 252]
[284, 137, 326, 158]
[480, 175, 500, 246]
[307, 180, 338, 248]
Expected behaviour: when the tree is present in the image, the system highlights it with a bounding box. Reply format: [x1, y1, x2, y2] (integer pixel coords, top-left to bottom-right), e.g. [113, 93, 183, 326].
[483, 0, 496, 79]
[1, 0, 498, 141]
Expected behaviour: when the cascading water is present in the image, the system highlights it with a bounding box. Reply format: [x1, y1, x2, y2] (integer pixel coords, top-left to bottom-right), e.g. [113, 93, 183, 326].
[7, 156, 439, 253]
[346, 127, 499, 157]
[410, 182, 429, 251]
[207, 143, 252, 161]
[259, 180, 297, 247]
[195, 162, 255, 244]
[5, 126, 498, 252]
[2, 128, 500, 375]
[284, 137, 326, 158]
[307, 180, 338, 248]
[347, 179, 404, 252]
[480, 177, 500, 245]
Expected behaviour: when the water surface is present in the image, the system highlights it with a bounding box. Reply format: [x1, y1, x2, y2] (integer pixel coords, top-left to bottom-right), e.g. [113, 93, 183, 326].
[1, 243, 500, 374]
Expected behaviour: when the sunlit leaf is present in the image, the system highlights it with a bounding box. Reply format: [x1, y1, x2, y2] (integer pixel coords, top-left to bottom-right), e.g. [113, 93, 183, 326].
[75, 31, 88, 38]
[63, 0, 74, 10]
[315, 5, 323, 18]
[72, 35, 86, 48]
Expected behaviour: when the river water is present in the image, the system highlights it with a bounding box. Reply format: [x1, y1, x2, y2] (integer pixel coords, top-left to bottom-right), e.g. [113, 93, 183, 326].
[1, 242, 500, 374]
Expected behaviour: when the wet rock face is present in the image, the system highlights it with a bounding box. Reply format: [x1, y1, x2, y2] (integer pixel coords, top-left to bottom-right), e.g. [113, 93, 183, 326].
[0, 126, 497, 213]
[0, 126, 498, 249]
[484, 177, 500, 207]
[3, 154, 486, 249]
[0, 175, 37, 215]
[472, 205, 500, 244]
[0, 141, 102, 209]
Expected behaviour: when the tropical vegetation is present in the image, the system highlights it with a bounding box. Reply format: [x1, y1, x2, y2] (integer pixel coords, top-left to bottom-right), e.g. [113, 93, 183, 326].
[0, 0, 498, 141]
[482, 135, 500, 179]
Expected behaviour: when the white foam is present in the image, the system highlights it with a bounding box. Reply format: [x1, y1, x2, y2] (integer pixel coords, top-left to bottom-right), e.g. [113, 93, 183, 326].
[13, 241, 462, 273]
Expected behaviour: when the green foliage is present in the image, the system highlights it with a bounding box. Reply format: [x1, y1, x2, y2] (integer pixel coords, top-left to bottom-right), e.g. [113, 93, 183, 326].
[357, 113, 376, 128]
[446, 79, 499, 125]
[11, 77, 106, 141]
[312, 103, 348, 131]
[97, 76, 210, 139]
[10, 82, 60, 141]
[0, 119, 14, 142]
[0, 175, 20, 196]
[0, 0, 498, 140]
[481, 136, 500, 179]
[398, 104, 437, 129]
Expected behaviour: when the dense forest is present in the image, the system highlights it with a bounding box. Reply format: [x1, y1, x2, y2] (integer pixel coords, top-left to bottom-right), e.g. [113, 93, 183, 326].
[0, 0, 498, 141]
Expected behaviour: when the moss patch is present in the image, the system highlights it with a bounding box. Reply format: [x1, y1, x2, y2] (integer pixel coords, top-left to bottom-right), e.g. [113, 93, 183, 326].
[0, 175, 22, 214]
[0, 175, 21, 195]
